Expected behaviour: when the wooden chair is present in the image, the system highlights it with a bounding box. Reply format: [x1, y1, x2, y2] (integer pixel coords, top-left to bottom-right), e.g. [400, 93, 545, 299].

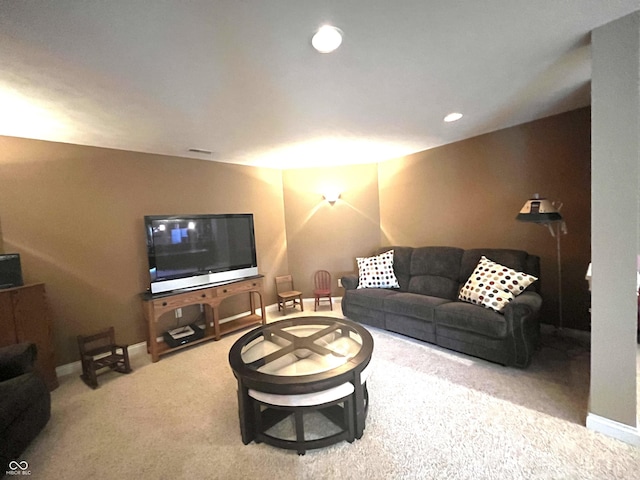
[77, 326, 132, 389]
[313, 270, 333, 311]
[275, 275, 304, 314]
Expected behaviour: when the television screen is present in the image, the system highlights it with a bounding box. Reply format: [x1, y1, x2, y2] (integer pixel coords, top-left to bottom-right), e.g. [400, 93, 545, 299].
[145, 214, 258, 294]
[0, 253, 23, 289]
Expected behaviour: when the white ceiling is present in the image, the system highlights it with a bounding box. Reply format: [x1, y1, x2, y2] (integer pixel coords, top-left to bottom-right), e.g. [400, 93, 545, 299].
[1, 1, 639, 169]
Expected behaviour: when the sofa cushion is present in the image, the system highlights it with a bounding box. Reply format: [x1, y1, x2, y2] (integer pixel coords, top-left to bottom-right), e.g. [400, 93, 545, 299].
[410, 247, 464, 277]
[345, 288, 398, 310]
[408, 276, 460, 301]
[435, 302, 508, 338]
[0, 343, 36, 382]
[0, 371, 51, 466]
[386, 313, 436, 343]
[0, 372, 49, 433]
[357, 250, 400, 289]
[407, 247, 464, 300]
[458, 256, 538, 312]
[384, 292, 451, 322]
[343, 303, 386, 329]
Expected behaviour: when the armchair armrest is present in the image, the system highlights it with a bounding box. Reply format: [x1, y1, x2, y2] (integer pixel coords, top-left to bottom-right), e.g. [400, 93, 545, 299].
[341, 274, 359, 290]
[0, 343, 37, 382]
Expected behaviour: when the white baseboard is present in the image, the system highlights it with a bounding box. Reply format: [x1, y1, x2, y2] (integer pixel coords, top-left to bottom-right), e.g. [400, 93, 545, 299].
[586, 412, 640, 446]
[55, 357, 79, 378]
[55, 341, 148, 378]
[55, 298, 342, 378]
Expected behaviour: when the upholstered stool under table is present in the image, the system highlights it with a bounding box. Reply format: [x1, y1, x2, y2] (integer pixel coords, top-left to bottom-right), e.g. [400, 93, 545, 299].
[249, 382, 355, 455]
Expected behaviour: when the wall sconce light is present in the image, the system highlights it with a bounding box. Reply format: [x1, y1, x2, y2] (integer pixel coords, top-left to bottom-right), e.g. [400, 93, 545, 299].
[323, 191, 341, 205]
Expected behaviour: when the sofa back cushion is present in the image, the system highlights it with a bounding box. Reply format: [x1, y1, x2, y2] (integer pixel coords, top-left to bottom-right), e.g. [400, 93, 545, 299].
[370, 246, 540, 296]
[408, 247, 464, 300]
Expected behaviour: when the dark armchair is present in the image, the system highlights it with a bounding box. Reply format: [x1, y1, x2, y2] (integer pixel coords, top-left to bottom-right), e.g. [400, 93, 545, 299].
[0, 343, 51, 471]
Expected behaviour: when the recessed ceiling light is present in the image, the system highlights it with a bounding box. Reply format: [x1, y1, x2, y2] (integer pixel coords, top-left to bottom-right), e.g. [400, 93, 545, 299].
[444, 112, 463, 123]
[312, 25, 343, 53]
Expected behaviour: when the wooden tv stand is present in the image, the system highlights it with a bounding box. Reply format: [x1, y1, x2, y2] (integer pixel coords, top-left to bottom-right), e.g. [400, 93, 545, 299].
[141, 276, 265, 362]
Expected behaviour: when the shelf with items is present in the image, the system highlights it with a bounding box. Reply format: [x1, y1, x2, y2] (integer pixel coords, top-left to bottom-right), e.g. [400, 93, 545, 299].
[141, 276, 265, 362]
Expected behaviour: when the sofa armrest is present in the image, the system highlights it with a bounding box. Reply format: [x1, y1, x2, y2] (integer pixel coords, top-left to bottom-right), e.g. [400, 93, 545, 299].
[0, 343, 37, 382]
[341, 274, 359, 290]
[503, 292, 542, 367]
[506, 291, 542, 314]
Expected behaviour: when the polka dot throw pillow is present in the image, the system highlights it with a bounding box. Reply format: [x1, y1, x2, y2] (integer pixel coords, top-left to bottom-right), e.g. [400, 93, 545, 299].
[356, 250, 400, 289]
[458, 256, 538, 313]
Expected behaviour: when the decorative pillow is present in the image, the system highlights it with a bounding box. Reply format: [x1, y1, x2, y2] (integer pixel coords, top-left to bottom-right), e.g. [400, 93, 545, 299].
[356, 250, 400, 289]
[458, 256, 537, 313]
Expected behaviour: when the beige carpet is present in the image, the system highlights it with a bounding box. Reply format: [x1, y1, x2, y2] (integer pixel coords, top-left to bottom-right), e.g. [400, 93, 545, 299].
[18, 304, 640, 479]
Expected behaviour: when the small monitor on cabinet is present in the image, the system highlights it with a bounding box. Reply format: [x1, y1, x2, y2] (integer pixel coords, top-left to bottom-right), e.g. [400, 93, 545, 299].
[0, 253, 24, 289]
[144, 213, 258, 294]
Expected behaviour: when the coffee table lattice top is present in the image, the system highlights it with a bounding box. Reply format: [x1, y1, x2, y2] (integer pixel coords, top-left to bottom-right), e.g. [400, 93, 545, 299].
[241, 323, 363, 377]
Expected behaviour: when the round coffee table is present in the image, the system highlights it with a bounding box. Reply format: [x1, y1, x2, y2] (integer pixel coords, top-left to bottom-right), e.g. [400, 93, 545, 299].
[228, 316, 374, 449]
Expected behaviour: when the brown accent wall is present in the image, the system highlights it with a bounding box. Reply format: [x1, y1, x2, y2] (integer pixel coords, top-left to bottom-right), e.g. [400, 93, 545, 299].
[0, 136, 287, 364]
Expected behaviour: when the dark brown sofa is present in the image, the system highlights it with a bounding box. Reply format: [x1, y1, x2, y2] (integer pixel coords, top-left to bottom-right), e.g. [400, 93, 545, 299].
[0, 343, 51, 472]
[341, 247, 542, 368]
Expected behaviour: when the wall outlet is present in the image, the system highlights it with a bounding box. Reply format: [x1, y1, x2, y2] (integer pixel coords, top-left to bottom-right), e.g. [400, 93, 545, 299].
[175, 308, 182, 318]
[337, 278, 343, 288]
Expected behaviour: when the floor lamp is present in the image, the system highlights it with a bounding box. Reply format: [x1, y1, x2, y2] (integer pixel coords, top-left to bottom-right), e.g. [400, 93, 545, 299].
[516, 194, 568, 330]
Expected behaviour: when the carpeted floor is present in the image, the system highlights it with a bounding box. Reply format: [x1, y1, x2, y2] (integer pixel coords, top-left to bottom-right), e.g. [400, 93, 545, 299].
[18, 303, 640, 479]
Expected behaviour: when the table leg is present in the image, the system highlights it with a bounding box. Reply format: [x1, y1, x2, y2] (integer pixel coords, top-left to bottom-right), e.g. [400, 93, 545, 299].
[353, 375, 366, 439]
[236, 381, 255, 445]
[250, 290, 256, 315]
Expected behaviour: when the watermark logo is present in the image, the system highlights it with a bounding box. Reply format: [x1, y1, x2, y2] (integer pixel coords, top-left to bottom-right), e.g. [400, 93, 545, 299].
[6, 460, 31, 476]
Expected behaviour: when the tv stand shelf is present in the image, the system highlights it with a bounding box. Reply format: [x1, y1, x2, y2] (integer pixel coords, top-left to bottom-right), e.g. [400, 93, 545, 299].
[141, 276, 266, 362]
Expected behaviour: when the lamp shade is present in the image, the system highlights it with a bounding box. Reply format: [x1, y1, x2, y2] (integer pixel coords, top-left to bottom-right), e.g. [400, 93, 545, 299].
[516, 195, 563, 223]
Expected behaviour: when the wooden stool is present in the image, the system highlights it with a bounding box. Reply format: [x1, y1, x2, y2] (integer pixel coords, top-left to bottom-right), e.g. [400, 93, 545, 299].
[248, 382, 355, 455]
[77, 327, 132, 389]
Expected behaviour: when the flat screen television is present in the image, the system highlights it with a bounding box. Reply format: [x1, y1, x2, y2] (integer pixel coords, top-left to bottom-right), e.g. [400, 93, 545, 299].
[144, 213, 258, 294]
[0, 253, 23, 289]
